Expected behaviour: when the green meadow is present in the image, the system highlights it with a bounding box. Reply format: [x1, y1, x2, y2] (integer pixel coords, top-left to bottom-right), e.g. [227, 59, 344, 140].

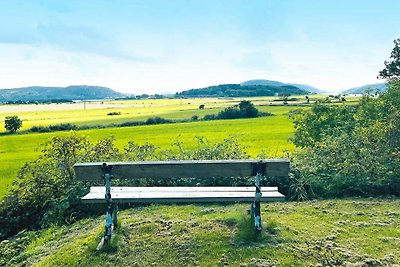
[0, 98, 303, 198]
[0, 96, 306, 130]
[3, 199, 399, 266]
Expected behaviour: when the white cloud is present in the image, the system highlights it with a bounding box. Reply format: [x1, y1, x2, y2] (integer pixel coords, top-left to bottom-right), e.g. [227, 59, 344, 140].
[0, 36, 392, 94]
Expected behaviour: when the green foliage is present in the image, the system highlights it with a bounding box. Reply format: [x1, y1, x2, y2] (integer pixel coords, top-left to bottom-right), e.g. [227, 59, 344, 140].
[145, 116, 173, 125]
[287, 171, 314, 201]
[289, 104, 356, 147]
[30, 123, 78, 133]
[0, 133, 122, 239]
[291, 81, 400, 197]
[4, 115, 22, 133]
[0, 133, 253, 239]
[214, 100, 271, 120]
[378, 38, 400, 81]
[239, 100, 259, 117]
[177, 83, 308, 97]
[107, 111, 121, 116]
[217, 106, 243, 119]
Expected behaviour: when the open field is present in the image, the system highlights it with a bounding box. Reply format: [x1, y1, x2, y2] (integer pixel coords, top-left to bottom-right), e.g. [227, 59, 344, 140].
[0, 95, 360, 198]
[0, 115, 295, 198]
[1, 98, 226, 130]
[2, 199, 399, 266]
[0, 95, 350, 131]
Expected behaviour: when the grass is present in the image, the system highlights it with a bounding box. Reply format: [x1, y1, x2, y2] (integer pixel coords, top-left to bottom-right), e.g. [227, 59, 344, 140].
[1, 199, 399, 266]
[0, 96, 315, 131]
[0, 97, 302, 198]
[0, 95, 358, 197]
[0, 115, 296, 197]
[0, 97, 258, 131]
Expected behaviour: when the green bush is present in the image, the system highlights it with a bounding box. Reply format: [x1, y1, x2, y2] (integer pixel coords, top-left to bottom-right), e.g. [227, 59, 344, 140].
[0, 133, 123, 239]
[0, 134, 258, 239]
[203, 114, 217, 120]
[218, 106, 243, 119]
[145, 116, 173, 125]
[29, 125, 52, 132]
[217, 100, 268, 120]
[208, 100, 272, 120]
[290, 81, 400, 198]
[107, 111, 121, 116]
[30, 123, 77, 133]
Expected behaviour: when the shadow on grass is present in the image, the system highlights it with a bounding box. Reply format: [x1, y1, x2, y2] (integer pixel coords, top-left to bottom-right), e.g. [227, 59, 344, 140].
[90, 222, 123, 255]
[234, 214, 279, 245]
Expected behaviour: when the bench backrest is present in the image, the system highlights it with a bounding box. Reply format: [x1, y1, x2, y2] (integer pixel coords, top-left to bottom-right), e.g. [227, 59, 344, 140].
[74, 159, 290, 182]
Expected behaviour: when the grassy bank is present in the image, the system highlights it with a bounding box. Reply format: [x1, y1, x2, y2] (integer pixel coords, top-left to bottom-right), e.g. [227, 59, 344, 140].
[2, 199, 399, 266]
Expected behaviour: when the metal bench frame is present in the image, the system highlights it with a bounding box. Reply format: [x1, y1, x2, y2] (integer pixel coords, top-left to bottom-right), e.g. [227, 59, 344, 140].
[74, 159, 289, 248]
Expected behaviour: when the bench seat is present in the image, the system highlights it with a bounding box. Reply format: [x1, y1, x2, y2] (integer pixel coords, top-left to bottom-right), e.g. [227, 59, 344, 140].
[74, 160, 290, 248]
[82, 186, 285, 203]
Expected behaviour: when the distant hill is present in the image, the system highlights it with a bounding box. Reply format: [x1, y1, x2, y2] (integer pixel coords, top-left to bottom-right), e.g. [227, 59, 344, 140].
[241, 79, 324, 93]
[0, 85, 125, 102]
[342, 83, 387, 94]
[177, 83, 308, 97]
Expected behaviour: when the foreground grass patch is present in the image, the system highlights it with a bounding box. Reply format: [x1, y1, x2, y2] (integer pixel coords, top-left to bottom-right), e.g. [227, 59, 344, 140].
[2, 199, 399, 266]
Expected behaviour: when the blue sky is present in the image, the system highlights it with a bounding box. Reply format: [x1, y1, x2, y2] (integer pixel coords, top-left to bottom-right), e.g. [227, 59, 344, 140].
[0, 0, 399, 93]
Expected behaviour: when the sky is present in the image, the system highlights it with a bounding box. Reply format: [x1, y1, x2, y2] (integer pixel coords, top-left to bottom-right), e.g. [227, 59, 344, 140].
[0, 0, 399, 94]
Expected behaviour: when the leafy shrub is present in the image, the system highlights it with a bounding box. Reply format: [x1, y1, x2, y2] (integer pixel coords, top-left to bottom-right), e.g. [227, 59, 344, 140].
[203, 114, 217, 120]
[30, 126, 52, 132]
[107, 111, 121, 116]
[118, 121, 145, 127]
[217, 100, 262, 119]
[30, 123, 77, 133]
[145, 117, 173, 125]
[204, 100, 271, 121]
[0, 133, 261, 239]
[48, 123, 77, 131]
[290, 81, 400, 198]
[0, 133, 123, 239]
[239, 100, 259, 117]
[217, 106, 243, 119]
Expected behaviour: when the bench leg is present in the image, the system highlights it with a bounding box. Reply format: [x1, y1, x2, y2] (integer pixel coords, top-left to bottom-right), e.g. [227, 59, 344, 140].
[112, 203, 118, 229]
[97, 163, 116, 251]
[253, 163, 263, 234]
[251, 201, 262, 234]
[104, 203, 114, 242]
[96, 203, 117, 251]
[105, 203, 119, 241]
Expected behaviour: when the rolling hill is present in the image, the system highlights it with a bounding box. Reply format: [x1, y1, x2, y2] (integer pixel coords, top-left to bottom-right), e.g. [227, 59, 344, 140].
[177, 83, 308, 97]
[240, 79, 324, 93]
[0, 85, 125, 102]
[342, 83, 387, 94]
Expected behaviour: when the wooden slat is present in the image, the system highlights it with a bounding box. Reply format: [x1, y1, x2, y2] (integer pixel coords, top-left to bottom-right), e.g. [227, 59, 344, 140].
[81, 187, 285, 203]
[74, 159, 290, 182]
[88, 186, 279, 193]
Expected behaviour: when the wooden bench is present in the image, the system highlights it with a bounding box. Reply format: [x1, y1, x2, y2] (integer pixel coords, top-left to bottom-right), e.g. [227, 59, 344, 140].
[74, 159, 289, 248]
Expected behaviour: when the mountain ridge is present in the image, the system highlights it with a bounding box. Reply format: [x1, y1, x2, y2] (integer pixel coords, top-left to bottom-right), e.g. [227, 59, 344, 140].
[177, 83, 308, 97]
[240, 79, 324, 93]
[0, 85, 125, 102]
[342, 83, 387, 94]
